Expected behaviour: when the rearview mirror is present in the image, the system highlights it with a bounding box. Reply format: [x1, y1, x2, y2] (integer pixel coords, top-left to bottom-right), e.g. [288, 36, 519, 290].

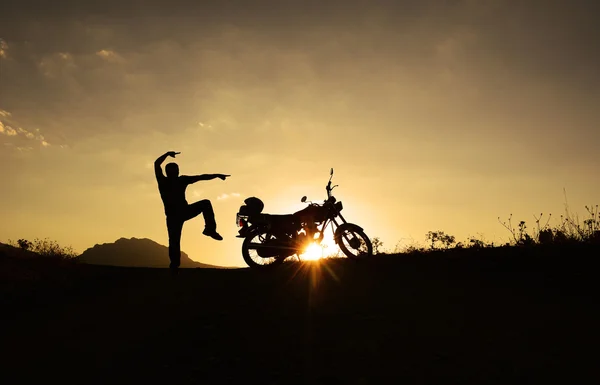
[301, 196, 307, 203]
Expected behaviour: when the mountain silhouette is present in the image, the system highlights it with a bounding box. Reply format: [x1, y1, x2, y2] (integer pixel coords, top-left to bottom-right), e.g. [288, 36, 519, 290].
[79, 237, 225, 268]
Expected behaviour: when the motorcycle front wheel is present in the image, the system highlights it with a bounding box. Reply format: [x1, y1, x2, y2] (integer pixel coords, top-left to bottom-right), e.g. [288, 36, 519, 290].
[242, 231, 287, 269]
[334, 223, 373, 259]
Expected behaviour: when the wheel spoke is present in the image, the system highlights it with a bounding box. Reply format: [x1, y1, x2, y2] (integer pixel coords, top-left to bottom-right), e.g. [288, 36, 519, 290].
[242, 231, 285, 267]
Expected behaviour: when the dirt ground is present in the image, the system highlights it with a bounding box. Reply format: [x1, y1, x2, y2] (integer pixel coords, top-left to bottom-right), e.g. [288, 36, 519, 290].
[1, 249, 598, 384]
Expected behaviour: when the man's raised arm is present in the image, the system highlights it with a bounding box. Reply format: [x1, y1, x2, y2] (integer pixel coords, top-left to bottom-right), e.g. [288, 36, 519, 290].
[186, 174, 230, 184]
[154, 151, 179, 178]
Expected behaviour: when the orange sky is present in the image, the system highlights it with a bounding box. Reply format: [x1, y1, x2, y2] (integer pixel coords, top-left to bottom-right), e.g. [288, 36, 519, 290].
[1, 1, 599, 266]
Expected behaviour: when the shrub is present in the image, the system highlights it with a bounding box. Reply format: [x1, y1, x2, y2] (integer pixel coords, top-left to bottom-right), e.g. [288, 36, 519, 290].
[498, 202, 599, 246]
[371, 237, 384, 255]
[8, 238, 78, 260]
[425, 230, 456, 250]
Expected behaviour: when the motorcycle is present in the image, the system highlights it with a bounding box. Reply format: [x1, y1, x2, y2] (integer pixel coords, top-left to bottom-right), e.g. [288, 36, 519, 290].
[235, 168, 373, 269]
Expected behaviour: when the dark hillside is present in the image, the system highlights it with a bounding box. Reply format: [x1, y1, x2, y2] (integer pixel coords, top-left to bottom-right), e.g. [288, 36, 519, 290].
[1, 245, 598, 384]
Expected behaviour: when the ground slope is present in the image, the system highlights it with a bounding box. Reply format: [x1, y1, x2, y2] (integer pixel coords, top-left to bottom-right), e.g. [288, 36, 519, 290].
[1, 246, 598, 384]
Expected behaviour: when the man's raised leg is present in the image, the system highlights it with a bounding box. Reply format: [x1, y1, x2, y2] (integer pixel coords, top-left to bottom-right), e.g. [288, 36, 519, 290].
[186, 200, 222, 240]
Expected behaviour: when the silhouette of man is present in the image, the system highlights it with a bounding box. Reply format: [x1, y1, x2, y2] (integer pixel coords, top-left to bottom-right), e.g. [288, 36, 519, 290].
[155, 151, 230, 271]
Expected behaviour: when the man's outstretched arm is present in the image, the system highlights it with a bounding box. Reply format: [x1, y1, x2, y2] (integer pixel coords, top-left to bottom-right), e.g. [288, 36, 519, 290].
[186, 174, 230, 184]
[154, 151, 180, 178]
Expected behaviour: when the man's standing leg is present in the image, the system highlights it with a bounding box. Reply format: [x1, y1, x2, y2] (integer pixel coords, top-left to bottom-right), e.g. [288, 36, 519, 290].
[166, 216, 184, 273]
[185, 200, 222, 240]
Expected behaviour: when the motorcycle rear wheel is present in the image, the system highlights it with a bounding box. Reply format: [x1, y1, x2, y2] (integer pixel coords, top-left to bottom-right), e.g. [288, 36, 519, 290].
[242, 231, 287, 269]
[334, 223, 373, 259]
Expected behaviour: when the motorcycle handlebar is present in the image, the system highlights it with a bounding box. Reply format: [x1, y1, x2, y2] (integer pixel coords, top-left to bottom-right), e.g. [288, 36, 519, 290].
[326, 183, 338, 198]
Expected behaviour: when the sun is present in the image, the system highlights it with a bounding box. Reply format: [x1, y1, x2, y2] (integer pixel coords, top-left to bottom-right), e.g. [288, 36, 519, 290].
[300, 229, 340, 261]
[301, 243, 324, 261]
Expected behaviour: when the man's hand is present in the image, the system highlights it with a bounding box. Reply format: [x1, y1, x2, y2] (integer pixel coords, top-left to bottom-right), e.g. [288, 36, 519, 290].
[155, 151, 180, 177]
[217, 174, 231, 180]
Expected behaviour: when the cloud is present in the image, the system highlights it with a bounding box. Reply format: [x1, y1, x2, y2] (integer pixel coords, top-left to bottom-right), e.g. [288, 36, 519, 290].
[0, 121, 18, 136]
[96, 49, 125, 64]
[198, 121, 214, 130]
[38, 52, 77, 78]
[0, 109, 51, 146]
[16, 126, 47, 143]
[217, 192, 241, 200]
[0, 39, 7, 58]
[17, 127, 35, 139]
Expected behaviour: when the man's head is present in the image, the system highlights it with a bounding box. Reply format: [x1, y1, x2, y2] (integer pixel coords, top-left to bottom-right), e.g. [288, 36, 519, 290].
[165, 162, 179, 178]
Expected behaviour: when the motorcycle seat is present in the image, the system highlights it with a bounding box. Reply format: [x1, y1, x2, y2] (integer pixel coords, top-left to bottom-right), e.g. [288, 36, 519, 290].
[265, 214, 295, 221]
[251, 213, 296, 224]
